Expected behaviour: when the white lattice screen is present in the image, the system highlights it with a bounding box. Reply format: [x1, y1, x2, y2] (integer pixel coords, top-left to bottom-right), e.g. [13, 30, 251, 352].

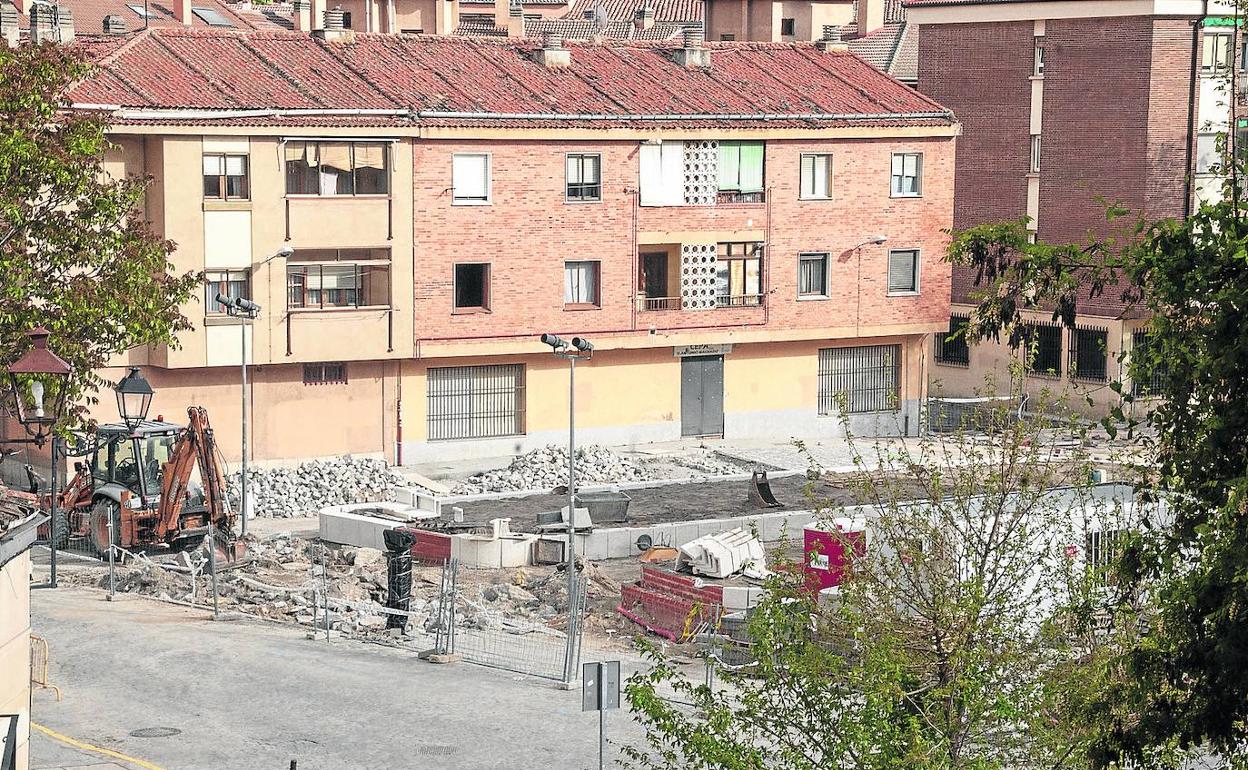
[683, 140, 718, 206]
[680, 243, 718, 310]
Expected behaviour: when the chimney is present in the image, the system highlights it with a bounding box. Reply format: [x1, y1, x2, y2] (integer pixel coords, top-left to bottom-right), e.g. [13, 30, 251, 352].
[292, 0, 312, 30]
[102, 13, 127, 33]
[172, 0, 192, 25]
[854, 0, 884, 36]
[535, 31, 571, 67]
[54, 4, 73, 41]
[0, 0, 19, 46]
[506, 0, 524, 37]
[29, 2, 55, 42]
[314, 5, 356, 41]
[672, 25, 710, 68]
[633, 0, 653, 31]
[816, 24, 847, 52]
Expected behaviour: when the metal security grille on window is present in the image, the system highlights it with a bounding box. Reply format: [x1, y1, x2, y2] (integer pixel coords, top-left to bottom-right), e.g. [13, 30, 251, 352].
[1070, 326, 1108, 382]
[1131, 331, 1166, 396]
[1085, 529, 1128, 587]
[304, 363, 347, 385]
[427, 365, 526, 441]
[1024, 323, 1062, 376]
[887, 250, 918, 293]
[935, 314, 970, 366]
[818, 345, 900, 414]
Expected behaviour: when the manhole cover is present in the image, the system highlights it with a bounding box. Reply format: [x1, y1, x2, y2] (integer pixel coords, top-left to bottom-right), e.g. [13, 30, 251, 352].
[129, 727, 182, 738]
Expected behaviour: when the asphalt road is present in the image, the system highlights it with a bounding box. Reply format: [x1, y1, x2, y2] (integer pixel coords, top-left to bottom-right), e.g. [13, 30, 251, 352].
[30, 588, 651, 770]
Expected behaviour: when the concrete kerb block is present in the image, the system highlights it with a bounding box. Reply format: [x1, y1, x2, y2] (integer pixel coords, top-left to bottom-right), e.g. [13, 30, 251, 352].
[607, 527, 637, 559]
[672, 522, 699, 547]
[418, 649, 462, 664]
[583, 530, 611, 561]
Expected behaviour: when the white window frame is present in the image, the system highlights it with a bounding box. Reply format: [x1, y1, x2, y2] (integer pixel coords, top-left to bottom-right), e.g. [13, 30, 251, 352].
[1196, 132, 1220, 175]
[1029, 134, 1042, 174]
[797, 252, 829, 299]
[890, 152, 923, 198]
[1202, 31, 1233, 74]
[452, 153, 492, 205]
[1033, 45, 1045, 77]
[799, 153, 833, 200]
[886, 248, 920, 296]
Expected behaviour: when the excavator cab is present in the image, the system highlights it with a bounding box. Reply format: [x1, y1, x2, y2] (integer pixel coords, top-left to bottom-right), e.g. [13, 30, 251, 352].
[88, 423, 185, 506]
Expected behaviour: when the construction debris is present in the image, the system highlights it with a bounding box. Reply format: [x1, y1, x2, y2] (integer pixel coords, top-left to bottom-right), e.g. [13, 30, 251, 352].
[74, 532, 626, 641]
[227, 456, 406, 518]
[676, 527, 768, 579]
[450, 445, 749, 495]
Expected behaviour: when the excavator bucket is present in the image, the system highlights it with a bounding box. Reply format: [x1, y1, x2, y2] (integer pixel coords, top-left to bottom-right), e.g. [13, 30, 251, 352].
[748, 469, 783, 509]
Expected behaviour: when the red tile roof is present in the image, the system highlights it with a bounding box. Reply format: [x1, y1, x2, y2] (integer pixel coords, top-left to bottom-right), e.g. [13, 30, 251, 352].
[564, 0, 702, 22]
[21, 0, 284, 34]
[70, 28, 954, 129]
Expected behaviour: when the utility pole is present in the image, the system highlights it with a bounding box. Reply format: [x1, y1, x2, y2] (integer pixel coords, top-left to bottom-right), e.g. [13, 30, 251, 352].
[217, 292, 261, 536]
[540, 333, 594, 684]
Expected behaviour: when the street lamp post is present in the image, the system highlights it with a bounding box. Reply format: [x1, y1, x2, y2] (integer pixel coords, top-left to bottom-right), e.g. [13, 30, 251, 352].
[540, 332, 594, 683]
[7, 327, 74, 587]
[216, 293, 261, 538]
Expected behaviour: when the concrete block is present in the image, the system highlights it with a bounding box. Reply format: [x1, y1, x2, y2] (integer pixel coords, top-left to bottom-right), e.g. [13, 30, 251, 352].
[671, 522, 700, 547]
[319, 509, 399, 550]
[452, 534, 502, 568]
[607, 527, 637, 559]
[583, 530, 611, 561]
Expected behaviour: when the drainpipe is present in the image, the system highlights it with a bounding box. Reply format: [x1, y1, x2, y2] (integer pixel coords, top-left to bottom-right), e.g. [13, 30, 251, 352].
[1184, 2, 1205, 218]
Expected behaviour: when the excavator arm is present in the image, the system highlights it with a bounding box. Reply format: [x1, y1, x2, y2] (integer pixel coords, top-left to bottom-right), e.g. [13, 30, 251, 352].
[156, 406, 243, 560]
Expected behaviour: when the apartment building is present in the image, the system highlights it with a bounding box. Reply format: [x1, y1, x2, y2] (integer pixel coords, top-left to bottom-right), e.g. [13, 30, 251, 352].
[907, 0, 1236, 411]
[64, 28, 956, 465]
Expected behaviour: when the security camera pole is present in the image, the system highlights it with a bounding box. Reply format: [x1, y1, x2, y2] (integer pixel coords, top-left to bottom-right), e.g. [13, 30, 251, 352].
[540, 332, 594, 683]
[217, 291, 262, 538]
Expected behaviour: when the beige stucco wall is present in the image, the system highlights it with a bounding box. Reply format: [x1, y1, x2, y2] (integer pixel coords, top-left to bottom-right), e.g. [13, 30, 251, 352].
[108, 134, 415, 373]
[0, 550, 31, 770]
[929, 306, 1149, 418]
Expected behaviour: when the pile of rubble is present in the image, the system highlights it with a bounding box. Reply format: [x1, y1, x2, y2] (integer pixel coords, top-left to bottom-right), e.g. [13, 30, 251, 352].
[226, 456, 404, 517]
[451, 445, 652, 495]
[88, 532, 627, 640]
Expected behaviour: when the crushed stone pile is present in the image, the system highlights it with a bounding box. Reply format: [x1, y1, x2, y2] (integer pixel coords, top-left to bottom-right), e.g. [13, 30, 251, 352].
[450, 445, 749, 495]
[226, 456, 404, 517]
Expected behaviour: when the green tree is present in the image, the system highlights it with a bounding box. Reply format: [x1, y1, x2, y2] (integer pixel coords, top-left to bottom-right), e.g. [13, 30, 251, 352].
[624, 405, 1143, 769]
[1, 43, 197, 426]
[946, 184, 1248, 762]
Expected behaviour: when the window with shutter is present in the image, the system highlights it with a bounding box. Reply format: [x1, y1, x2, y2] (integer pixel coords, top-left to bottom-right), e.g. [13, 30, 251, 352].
[800, 154, 832, 199]
[887, 249, 919, 294]
[452, 153, 491, 204]
[639, 143, 685, 206]
[890, 152, 922, 197]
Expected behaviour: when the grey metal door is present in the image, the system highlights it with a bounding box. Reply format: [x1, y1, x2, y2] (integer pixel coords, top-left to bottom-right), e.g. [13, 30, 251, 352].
[681, 355, 724, 437]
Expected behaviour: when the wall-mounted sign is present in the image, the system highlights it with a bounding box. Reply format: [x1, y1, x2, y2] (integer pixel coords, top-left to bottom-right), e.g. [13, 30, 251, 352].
[673, 344, 732, 358]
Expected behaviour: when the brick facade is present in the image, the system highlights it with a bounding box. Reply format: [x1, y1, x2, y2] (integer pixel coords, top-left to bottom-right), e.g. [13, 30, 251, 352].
[412, 135, 955, 344]
[919, 14, 1200, 318]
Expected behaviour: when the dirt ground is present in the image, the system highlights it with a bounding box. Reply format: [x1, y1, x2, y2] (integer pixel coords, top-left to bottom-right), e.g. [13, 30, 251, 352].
[450, 472, 897, 532]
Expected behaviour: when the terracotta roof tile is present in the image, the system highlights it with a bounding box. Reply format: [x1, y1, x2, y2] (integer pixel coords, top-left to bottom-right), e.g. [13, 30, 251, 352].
[564, 0, 702, 22]
[71, 29, 954, 129]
